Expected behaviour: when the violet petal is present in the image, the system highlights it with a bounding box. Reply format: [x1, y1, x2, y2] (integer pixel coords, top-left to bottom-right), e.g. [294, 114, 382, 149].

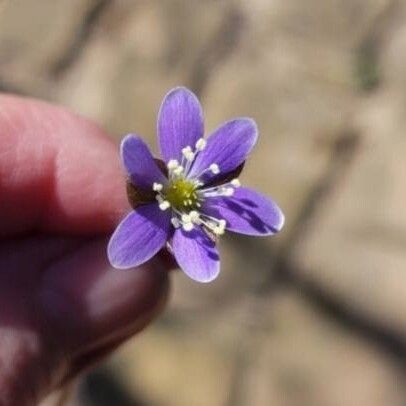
[172, 227, 220, 283]
[121, 134, 167, 189]
[158, 87, 204, 163]
[108, 204, 171, 269]
[188, 118, 257, 183]
[203, 187, 284, 236]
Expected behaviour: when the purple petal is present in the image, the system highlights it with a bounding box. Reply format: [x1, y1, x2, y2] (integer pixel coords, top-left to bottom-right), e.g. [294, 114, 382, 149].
[108, 204, 171, 269]
[172, 227, 220, 283]
[203, 187, 284, 236]
[188, 118, 257, 183]
[158, 87, 204, 163]
[121, 134, 167, 189]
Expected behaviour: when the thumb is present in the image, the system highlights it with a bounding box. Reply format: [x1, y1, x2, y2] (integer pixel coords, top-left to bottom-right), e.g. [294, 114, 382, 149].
[39, 238, 169, 367]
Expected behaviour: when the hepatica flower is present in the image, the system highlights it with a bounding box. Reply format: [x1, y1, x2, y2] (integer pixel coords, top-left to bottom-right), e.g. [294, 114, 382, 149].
[108, 87, 284, 282]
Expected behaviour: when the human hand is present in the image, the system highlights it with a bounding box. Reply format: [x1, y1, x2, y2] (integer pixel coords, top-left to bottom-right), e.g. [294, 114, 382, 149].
[0, 95, 170, 405]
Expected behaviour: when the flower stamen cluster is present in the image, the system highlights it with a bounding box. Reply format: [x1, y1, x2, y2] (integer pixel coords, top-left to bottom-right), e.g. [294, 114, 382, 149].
[152, 137, 241, 235]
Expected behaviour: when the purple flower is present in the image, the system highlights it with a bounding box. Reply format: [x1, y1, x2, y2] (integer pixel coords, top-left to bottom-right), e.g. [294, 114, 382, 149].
[108, 87, 284, 283]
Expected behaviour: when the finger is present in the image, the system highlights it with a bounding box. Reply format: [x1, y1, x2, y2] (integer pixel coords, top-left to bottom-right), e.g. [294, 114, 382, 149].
[39, 238, 169, 357]
[0, 94, 129, 237]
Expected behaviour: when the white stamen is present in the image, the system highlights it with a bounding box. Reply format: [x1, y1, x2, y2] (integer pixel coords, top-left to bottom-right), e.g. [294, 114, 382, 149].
[181, 213, 191, 223]
[167, 159, 179, 170]
[222, 187, 234, 196]
[209, 163, 220, 174]
[213, 226, 225, 235]
[185, 151, 195, 161]
[159, 200, 171, 211]
[195, 138, 207, 151]
[153, 182, 163, 192]
[194, 180, 204, 188]
[196, 213, 227, 236]
[173, 165, 184, 176]
[182, 222, 194, 232]
[189, 210, 200, 222]
[231, 178, 241, 188]
[198, 185, 235, 198]
[218, 219, 227, 228]
[182, 146, 195, 162]
[155, 194, 164, 203]
[192, 164, 221, 180]
[171, 217, 181, 228]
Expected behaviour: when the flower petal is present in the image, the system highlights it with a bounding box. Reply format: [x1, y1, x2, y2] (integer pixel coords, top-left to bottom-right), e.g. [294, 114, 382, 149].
[158, 87, 204, 163]
[203, 187, 284, 236]
[121, 134, 167, 189]
[172, 227, 220, 283]
[108, 204, 171, 269]
[188, 118, 257, 183]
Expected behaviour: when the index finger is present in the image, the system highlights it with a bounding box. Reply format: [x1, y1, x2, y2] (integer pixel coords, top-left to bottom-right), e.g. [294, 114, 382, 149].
[0, 94, 130, 237]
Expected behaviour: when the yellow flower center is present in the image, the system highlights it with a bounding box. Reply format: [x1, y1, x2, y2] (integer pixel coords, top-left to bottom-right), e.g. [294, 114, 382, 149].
[165, 178, 198, 211]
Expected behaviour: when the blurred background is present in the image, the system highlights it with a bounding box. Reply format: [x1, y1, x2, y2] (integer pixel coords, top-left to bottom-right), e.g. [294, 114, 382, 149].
[1, 0, 406, 405]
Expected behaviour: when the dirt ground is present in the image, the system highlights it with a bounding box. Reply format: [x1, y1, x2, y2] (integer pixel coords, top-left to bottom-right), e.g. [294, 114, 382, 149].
[1, 1, 406, 405]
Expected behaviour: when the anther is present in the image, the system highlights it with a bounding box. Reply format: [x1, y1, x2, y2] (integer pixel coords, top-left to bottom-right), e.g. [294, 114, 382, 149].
[195, 138, 207, 151]
[182, 146, 195, 162]
[159, 201, 171, 211]
[231, 178, 241, 188]
[181, 213, 191, 223]
[171, 218, 181, 228]
[209, 163, 220, 174]
[222, 187, 234, 197]
[189, 211, 200, 222]
[218, 219, 227, 228]
[185, 151, 195, 161]
[153, 182, 163, 192]
[213, 226, 225, 235]
[182, 222, 194, 232]
[173, 166, 184, 176]
[167, 159, 179, 170]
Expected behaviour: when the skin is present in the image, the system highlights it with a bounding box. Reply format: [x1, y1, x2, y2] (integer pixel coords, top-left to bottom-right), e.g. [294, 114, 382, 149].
[0, 95, 171, 405]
